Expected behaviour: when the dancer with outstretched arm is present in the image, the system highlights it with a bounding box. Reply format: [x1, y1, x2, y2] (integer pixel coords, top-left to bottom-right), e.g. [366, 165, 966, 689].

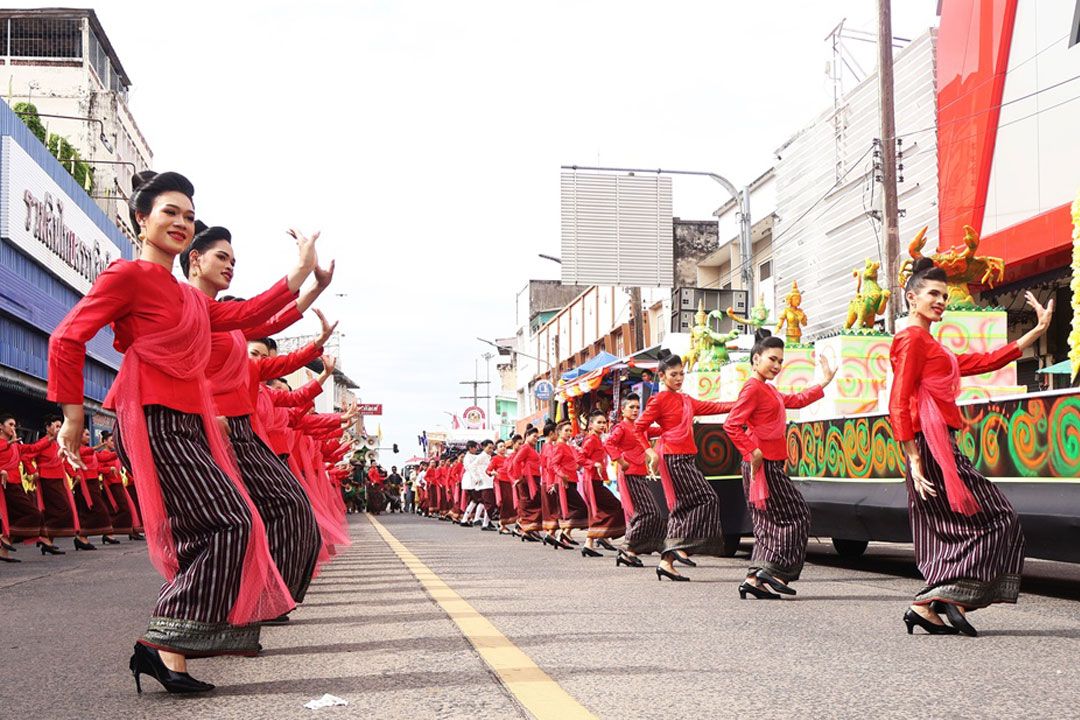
[890, 257, 1053, 636]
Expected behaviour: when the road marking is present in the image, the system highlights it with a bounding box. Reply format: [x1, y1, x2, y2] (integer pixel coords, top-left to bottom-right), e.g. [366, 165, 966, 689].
[366, 515, 597, 720]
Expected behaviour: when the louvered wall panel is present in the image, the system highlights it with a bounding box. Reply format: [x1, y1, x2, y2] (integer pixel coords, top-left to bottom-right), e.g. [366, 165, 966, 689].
[561, 173, 673, 287]
[773, 31, 938, 338]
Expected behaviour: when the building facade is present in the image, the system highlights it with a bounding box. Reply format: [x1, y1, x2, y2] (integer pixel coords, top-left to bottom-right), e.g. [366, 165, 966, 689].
[0, 9, 153, 241]
[0, 96, 132, 437]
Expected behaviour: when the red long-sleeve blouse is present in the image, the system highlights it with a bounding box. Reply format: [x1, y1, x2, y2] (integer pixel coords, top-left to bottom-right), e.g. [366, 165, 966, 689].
[724, 378, 823, 461]
[0, 439, 22, 477]
[579, 434, 607, 478]
[514, 443, 541, 479]
[632, 392, 733, 454]
[604, 420, 660, 476]
[550, 442, 581, 482]
[21, 437, 65, 479]
[488, 454, 509, 482]
[47, 259, 297, 413]
[888, 327, 1020, 442]
[259, 381, 323, 455]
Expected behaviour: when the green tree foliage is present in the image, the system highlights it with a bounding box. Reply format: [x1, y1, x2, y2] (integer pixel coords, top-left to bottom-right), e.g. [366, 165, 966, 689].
[12, 102, 94, 192]
[12, 101, 47, 143]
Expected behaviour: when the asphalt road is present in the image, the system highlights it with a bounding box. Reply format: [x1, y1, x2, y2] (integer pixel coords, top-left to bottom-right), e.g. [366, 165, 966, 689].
[1, 512, 1078, 720]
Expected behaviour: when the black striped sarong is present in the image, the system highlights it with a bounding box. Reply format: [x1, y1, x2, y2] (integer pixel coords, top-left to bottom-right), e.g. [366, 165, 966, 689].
[559, 483, 589, 531]
[40, 478, 77, 538]
[3, 484, 43, 541]
[115, 406, 260, 657]
[73, 477, 114, 537]
[662, 454, 724, 556]
[622, 474, 667, 555]
[741, 459, 810, 582]
[227, 416, 320, 604]
[587, 480, 626, 540]
[909, 433, 1024, 609]
[515, 478, 542, 532]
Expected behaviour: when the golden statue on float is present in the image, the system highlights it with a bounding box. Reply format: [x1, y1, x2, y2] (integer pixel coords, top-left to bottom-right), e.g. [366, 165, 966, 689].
[775, 280, 808, 344]
[684, 300, 740, 372]
[898, 225, 1006, 307]
[844, 259, 890, 329]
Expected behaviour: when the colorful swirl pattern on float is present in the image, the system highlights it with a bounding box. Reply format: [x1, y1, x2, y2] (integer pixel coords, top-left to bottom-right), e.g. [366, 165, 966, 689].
[777, 391, 1080, 481]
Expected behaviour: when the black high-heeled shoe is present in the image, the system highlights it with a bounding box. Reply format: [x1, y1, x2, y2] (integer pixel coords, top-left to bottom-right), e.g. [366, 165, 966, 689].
[37, 541, 64, 555]
[1, 540, 16, 552]
[128, 532, 145, 541]
[581, 546, 602, 558]
[523, 532, 540, 543]
[73, 538, 97, 551]
[596, 539, 618, 552]
[616, 551, 643, 568]
[558, 532, 579, 546]
[904, 608, 960, 635]
[739, 581, 780, 600]
[932, 601, 978, 637]
[102, 535, 121, 545]
[755, 569, 796, 596]
[129, 643, 215, 694]
[674, 554, 697, 568]
[0, 554, 20, 563]
[656, 566, 689, 582]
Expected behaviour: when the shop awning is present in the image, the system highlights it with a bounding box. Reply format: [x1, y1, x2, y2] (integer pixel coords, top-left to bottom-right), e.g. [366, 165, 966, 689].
[560, 351, 620, 381]
[1038, 359, 1073, 375]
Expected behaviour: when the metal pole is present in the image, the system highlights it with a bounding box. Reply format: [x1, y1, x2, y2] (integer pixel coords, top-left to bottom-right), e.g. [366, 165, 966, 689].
[878, 0, 901, 333]
[740, 185, 754, 303]
[630, 286, 644, 352]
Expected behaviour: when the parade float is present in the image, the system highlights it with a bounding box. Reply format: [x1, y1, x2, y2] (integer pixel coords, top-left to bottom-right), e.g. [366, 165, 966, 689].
[683, 226, 1080, 563]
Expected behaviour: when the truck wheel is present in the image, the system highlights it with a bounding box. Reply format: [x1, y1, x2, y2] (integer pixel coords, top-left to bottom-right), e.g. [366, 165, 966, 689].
[832, 538, 869, 558]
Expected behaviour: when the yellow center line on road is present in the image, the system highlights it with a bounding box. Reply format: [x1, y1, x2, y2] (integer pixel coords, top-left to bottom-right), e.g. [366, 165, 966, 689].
[366, 515, 597, 720]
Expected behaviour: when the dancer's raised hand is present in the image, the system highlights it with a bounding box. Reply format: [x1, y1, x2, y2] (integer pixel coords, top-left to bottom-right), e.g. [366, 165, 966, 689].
[313, 308, 339, 346]
[818, 355, 837, 387]
[1016, 292, 1054, 351]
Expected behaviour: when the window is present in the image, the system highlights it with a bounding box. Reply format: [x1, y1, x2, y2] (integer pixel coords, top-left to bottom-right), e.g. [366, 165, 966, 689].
[8, 17, 82, 58]
[87, 27, 111, 89]
[759, 259, 772, 281]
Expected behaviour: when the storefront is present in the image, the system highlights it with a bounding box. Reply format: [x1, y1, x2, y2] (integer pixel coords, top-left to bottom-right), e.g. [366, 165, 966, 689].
[0, 99, 133, 438]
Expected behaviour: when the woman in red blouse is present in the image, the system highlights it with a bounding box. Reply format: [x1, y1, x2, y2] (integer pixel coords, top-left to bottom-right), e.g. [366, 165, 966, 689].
[551, 421, 590, 546]
[635, 351, 734, 581]
[538, 423, 571, 548]
[48, 171, 320, 693]
[603, 393, 661, 568]
[0, 412, 42, 560]
[579, 411, 626, 557]
[724, 331, 834, 600]
[510, 425, 544, 540]
[890, 258, 1053, 637]
[184, 223, 334, 610]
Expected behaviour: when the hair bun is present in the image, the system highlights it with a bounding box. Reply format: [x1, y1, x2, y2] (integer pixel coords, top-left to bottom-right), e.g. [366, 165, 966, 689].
[194, 220, 208, 235]
[657, 348, 673, 360]
[911, 257, 936, 275]
[754, 328, 773, 343]
[131, 170, 158, 193]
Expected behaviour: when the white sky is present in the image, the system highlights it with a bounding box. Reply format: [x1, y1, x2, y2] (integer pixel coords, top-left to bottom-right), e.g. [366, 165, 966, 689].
[23, 1, 941, 456]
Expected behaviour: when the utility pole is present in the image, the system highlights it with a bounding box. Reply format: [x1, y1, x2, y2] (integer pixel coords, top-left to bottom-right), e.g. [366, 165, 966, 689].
[629, 287, 644, 352]
[878, 0, 901, 333]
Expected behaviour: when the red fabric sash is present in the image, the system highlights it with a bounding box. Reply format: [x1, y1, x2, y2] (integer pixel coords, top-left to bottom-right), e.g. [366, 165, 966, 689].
[74, 473, 93, 507]
[918, 351, 980, 516]
[59, 476, 81, 533]
[747, 383, 788, 510]
[655, 394, 693, 511]
[615, 466, 635, 518]
[0, 480, 8, 536]
[123, 483, 142, 529]
[113, 283, 293, 624]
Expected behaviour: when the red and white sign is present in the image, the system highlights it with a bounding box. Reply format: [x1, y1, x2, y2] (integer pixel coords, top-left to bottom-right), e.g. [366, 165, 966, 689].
[357, 403, 383, 415]
[462, 405, 486, 430]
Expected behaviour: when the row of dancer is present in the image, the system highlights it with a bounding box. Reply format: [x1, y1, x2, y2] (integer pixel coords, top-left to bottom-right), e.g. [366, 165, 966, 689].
[0, 417, 144, 564]
[417, 256, 1053, 636]
[45, 170, 359, 694]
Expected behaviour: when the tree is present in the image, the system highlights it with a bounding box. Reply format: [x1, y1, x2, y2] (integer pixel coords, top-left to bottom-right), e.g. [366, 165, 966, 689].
[12, 102, 94, 192]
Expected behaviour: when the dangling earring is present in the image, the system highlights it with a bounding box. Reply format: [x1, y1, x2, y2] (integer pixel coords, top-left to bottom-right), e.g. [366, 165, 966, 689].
[138, 226, 146, 242]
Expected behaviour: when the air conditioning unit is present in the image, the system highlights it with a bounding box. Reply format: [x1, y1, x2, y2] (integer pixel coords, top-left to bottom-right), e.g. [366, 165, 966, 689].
[670, 288, 749, 333]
